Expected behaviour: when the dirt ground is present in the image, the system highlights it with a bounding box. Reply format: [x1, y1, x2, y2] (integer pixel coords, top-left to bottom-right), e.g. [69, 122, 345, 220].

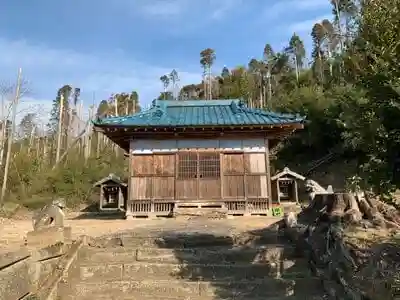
[0, 212, 280, 253]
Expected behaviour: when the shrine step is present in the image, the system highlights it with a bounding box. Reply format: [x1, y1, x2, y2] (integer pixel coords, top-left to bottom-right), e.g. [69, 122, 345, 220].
[76, 294, 324, 300]
[88, 231, 286, 248]
[78, 244, 300, 264]
[71, 278, 323, 299]
[78, 260, 311, 282]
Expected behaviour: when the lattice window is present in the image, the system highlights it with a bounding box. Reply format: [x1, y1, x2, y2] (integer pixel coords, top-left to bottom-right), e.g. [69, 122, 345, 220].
[199, 152, 220, 178]
[177, 152, 197, 179]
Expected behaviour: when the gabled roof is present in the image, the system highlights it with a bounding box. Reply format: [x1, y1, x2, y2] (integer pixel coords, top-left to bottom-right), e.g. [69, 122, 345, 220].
[271, 167, 305, 181]
[93, 173, 127, 187]
[93, 99, 305, 128]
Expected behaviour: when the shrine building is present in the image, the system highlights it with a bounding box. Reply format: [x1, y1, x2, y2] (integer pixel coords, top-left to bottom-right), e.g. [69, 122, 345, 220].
[92, 99, 304, 218]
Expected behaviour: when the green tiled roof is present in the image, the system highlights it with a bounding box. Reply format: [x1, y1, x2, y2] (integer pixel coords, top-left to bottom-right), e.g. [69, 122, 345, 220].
[93, 99, 305, 127]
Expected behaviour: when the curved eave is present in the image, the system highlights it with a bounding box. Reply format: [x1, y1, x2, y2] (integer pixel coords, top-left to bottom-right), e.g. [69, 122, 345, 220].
[93, 122, 305, 132]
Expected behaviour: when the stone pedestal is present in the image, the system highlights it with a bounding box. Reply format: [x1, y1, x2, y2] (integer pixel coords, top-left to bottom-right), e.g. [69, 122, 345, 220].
[25, 226, 72, 248]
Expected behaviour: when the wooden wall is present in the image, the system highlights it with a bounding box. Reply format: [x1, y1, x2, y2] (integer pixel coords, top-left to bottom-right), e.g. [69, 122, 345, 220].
[128, 138, 271, 216]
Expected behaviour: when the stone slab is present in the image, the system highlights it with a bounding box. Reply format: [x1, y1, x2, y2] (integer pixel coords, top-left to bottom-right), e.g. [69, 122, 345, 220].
[26, 226, 72, 248]
[78, 260, 311, 282]
[74, 279, 319, 298]
[78, 244, 298, 264]
[77, 294, 302, 300]
[0, 259, 32, 300]
[0, 248, 30, 270]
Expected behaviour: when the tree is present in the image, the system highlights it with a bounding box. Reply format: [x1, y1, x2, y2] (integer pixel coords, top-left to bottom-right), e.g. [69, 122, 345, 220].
[221, 66, 230, 78]
[169, 69, 179, 100]
[311, 23, 326, 83]
[263, 44, 275, 106]
[248, 58, 264, 107]
[200, 48, 216, 100]
[3, 0, 400, 210]
[19, 113, 37, 140]
[160, 75, 170, 100]
[48, 85, 72, 137]
[286, 33, 306, 84]
[157, 91, 174, 100]
[331, 0, 357, 46]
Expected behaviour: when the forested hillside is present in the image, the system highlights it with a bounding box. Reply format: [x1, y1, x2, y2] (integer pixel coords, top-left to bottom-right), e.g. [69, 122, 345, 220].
[159, 0, 400, 200]
[0, 0, 399, 214]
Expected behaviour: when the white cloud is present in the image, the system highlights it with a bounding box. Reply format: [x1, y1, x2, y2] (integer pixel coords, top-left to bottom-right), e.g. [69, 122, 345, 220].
[0, 37, 202, 124]
[133, 0, 241, 19]
[209, 0, 242, 20]
[264, 0, 331, 19]
[289, 14, 332, 33]
[138, 0, 184, 17]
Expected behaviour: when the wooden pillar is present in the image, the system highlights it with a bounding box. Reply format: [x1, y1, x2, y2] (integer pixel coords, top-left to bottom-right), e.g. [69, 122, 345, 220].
[264, 138, 273, 210]
[294, 180, 299, 204]
[219, 152, 224, 200]
[118, 188, 123, 210]
[99, 185, 104, 211]
[196, 150, 200, 201]
[276, 179, 281, 204]
[243, 152, 248, 215]
[126, 139, 133, 219]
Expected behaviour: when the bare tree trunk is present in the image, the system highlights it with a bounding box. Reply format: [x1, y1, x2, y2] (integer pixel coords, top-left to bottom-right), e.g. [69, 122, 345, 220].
[28, 125, 36, 154]
[96, 132, 101, 158]
[266, 72, 272, 109]
[333, 0, 344, 53]
[43, 136, 48, 161]
[114, 95, 118, 116]
[52, 120, 90, 170]
[208, 66, 212, 100]
[259, 75, 263, 108]
[84, 106, 93, 162]
[318, 49, 324, 83]
[36, 136, 40, 160]
[294, 56, 299, 84]
[0, 68, 22, 207]
[203, 70, 207, 100]
[55, 94, 64, 163]
[0, 94, 7, 166]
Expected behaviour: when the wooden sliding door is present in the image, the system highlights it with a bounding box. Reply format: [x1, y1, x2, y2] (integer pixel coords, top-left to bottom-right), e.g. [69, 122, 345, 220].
[176, 151, 221, 200]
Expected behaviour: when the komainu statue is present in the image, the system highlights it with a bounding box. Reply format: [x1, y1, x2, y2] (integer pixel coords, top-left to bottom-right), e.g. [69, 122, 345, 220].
[284, 211, 297, 228]
[32, 198, 66, 231]
[305, 179, 334, 202]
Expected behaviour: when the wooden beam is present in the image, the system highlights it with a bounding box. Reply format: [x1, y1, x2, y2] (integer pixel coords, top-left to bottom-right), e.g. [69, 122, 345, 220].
[264, 138, 273, 210]
[220, 152, 224, 200]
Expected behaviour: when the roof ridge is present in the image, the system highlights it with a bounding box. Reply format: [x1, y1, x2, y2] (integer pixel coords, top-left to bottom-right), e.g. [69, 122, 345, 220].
[235, 105, 300, 120]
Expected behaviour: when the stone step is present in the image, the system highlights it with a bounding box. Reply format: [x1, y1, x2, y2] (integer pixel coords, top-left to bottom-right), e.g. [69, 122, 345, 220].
[72, 278, 323, 299]
[75, 294, 325, 300]
[77, 260, 311, 282]
[89, 231, 285, 249]
[78, 244, 300, 265]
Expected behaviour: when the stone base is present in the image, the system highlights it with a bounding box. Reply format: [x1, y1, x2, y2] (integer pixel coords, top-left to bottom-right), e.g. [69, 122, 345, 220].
[25, 226, 72, 248]
[125, 212, 157, 220]
[174, 207, 228, 219]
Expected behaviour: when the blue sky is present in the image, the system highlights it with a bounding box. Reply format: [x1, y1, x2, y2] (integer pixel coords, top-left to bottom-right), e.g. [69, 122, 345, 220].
[0, 0, 331, 123]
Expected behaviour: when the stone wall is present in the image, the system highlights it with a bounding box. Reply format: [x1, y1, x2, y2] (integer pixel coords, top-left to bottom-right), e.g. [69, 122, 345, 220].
[0, 226, 82, 300]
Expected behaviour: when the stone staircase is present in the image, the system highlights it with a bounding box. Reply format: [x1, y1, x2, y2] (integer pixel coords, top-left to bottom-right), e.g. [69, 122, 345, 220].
[60, 228, 326, 299]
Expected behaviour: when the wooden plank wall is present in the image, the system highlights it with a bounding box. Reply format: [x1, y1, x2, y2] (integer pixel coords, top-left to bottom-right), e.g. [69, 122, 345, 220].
[130, 151, 268, 202]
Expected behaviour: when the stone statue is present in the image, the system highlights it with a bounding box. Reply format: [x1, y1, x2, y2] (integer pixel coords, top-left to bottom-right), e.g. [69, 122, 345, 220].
[284, 211, 297, 228]
[305, 179, 334, 202]
[32, 198, 66, 231]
